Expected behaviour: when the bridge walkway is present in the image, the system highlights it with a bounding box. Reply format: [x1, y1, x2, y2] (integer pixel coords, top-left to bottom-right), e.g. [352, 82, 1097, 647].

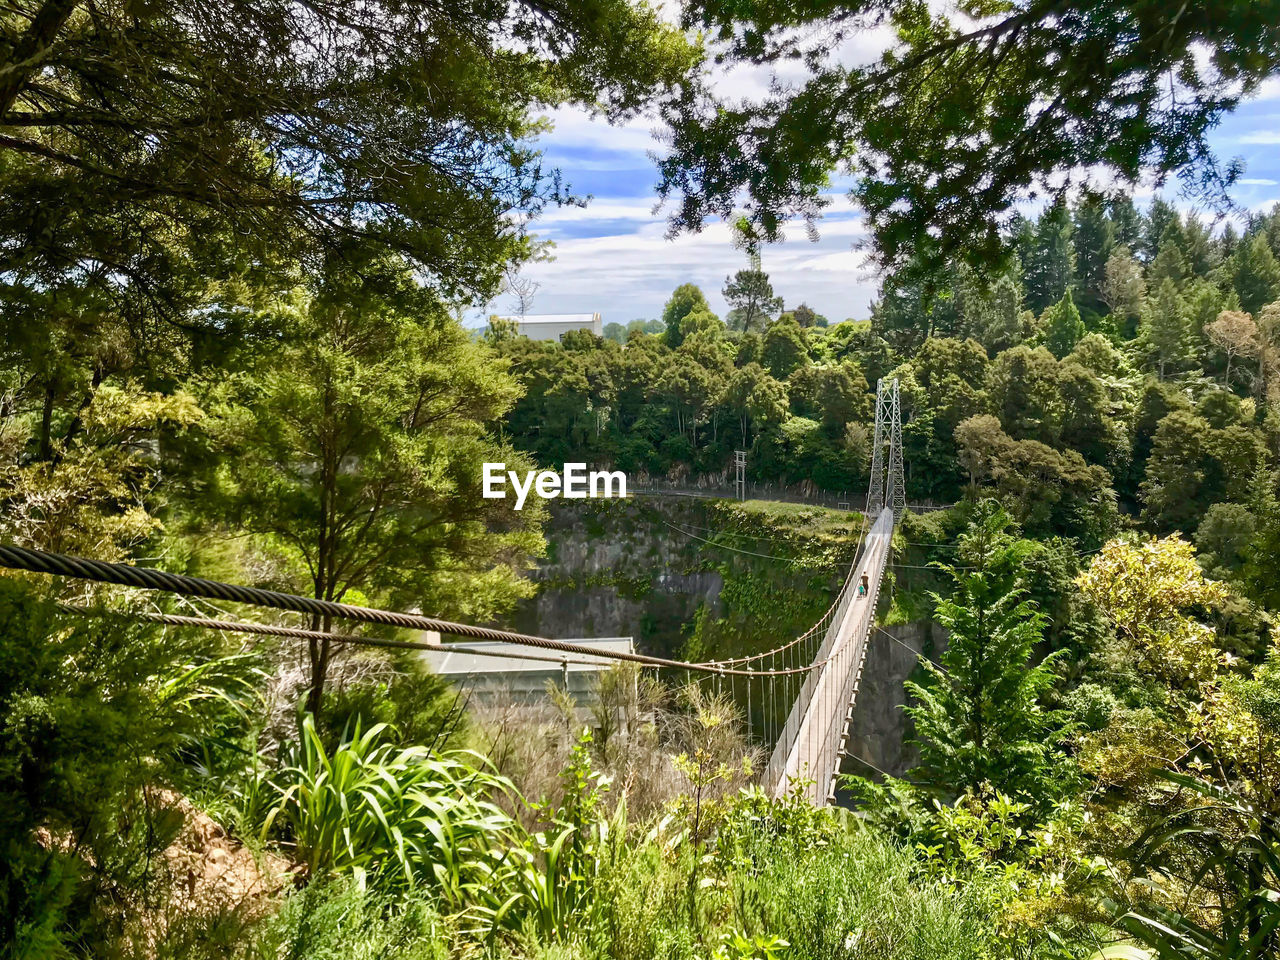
[761, 507, 894, 804]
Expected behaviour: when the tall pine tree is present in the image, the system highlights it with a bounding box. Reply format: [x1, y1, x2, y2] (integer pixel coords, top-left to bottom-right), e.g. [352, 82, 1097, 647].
[1073, 195, 1115, 314]
[905, 501, 1072, 803]
[1144, 198, 1181, 260]
[1023, 198, 1076, 313]
[1139, 278, 1194, 379]
[1107, 194, 1145, 251]
[1233, 232, 1280, 315]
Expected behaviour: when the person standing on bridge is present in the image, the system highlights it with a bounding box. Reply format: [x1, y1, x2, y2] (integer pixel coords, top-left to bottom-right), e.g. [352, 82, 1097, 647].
[858, 573, 869, 598]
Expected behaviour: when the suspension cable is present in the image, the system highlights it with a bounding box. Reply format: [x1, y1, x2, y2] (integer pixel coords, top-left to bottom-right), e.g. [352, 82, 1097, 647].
[0, 543, 828, 678]
[57, 605, 613, 667]
[703, 528, 871, 667]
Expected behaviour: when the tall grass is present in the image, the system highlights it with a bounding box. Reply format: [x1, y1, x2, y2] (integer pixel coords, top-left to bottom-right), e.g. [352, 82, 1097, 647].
[731, 827, 997, 960]
[243, 879, 450, 960]
[263, 715, 517, 901]
[533, 791, 1003, 960]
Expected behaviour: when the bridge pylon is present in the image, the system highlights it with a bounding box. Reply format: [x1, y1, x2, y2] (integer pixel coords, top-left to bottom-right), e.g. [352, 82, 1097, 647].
[888, 378, 905, 517]
[867, 377, 904, 518]
[866, 379, 889, 514]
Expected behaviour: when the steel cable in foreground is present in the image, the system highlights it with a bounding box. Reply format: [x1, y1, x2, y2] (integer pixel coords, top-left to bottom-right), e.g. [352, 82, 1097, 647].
[0, 542, 826, 677]
[56, 605, 611, 668]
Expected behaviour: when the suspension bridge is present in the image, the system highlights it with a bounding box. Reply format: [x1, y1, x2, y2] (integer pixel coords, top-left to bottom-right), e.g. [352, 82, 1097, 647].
[0, 378, 909, 806]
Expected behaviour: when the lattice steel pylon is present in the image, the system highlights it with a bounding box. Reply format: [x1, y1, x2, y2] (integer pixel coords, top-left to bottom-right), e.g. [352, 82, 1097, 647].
[888, 378, 905, 516]
[865, 378, 889, 514]
[866, 377, 905, 518]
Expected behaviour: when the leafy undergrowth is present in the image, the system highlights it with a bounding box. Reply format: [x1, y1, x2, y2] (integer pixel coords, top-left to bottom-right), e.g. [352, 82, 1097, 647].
[225, 822, 998, 960]
[104, 686, 1015, 960]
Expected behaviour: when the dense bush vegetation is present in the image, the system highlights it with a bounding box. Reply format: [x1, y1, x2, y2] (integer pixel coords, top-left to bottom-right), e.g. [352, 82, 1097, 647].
[3, 0, 1280, 957]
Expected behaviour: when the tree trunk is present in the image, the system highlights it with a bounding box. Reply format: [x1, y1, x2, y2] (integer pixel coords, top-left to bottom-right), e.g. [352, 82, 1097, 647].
[56, 364, 104, 458]
[306, 386, 339, 718]
[305, 612, 333, 718]
[38, 381, 55, 461]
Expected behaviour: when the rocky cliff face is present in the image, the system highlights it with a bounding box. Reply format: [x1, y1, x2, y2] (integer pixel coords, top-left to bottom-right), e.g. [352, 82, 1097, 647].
[501, 497, 723, 659]
[842, 620, 947, 779]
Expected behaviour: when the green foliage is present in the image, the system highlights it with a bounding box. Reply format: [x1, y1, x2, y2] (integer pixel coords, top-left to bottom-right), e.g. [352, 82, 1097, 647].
[198, 253, 544, 711]
[1073, 534, 1280, 957]
[263, 716, 516, 898]
[243, 879, 449, 960]
[1024, 198, 1077, 315]
[0, 381, 204, 559]
[1137, 279, 1194, 380]
[1074, 195, 1117, 312]
[663, 284, 715, 349]
[713, 931, 791, 960]
[1232, 232, 1280, 315]
[1195, 502, 1256, 576]
[4, 6, 1280, 955]
[0, 0, 698, 327]
[594, 798, 1004, 960]
[760, 315, 808, 379]
[317, 663, 464, 753]
[479, 730, 625, 941]
[1242, 469, 1280, 608]
[906, 502, 1074, 805]
[1041, 290, 1086, 359]
[713, 816, 1002, 960]
[844, 777, 1100, 953]
[490, 200, 1276, 538]
[724, 265, 783, 333]
[1118, 772, 1280, 960]
[0, 579, 246, 955]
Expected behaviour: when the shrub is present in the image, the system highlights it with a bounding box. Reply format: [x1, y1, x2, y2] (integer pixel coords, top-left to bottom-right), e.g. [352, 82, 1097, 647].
[244, 878, 449, 960]
[264, 716, 516, 900]
[317, 659, 465, 752]
[0, 579, 244, 955]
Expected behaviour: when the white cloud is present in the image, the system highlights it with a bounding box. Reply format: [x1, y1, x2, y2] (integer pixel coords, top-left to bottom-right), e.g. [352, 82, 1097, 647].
[530, 191, 863, 234]
[539, 107, 667, 154]
[1240, 130, 1280, 145]
[496, 213, 878, 324]
[1252, 77, 1280, 101]
[535, 201, 659, 225]
[1239, 178, 1279, 186]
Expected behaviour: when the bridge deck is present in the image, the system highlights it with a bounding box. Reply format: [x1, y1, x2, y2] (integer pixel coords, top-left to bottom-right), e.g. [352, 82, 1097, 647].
[762, 508, 894, 804]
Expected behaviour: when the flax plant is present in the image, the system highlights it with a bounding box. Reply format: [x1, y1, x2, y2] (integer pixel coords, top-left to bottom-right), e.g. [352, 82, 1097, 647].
[264, 715, 517, 901]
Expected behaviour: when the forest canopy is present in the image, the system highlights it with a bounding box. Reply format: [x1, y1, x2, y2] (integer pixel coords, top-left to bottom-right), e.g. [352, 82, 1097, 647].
[659, 0, 1280, 275]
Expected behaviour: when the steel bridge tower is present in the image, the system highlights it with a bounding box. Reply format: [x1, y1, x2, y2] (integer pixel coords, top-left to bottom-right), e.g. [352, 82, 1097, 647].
[866, 379, 888, 514]
[866, 377, 904, 517]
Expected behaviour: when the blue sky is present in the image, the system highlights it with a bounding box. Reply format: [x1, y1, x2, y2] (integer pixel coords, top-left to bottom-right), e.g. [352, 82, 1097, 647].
[494, 70, 1280, 327]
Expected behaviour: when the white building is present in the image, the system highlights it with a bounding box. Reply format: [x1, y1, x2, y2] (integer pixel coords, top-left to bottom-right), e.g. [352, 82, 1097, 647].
[496, 312, 603, 341]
